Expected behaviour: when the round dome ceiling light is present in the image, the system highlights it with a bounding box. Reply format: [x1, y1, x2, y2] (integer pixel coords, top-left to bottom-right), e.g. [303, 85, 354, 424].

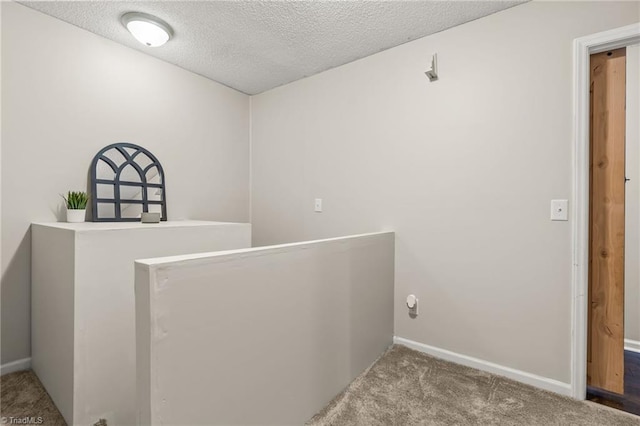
[121, 12, 173, 47]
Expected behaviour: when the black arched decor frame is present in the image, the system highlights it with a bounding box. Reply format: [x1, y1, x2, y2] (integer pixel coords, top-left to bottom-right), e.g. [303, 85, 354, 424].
[90, 143, 167, 222]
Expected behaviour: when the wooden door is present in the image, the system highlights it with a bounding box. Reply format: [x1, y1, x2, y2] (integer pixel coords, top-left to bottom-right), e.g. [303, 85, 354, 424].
[587, 48, 627, 394]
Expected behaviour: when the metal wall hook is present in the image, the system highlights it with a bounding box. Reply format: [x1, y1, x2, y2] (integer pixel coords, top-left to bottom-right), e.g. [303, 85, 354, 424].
[425, 53, 438, 82]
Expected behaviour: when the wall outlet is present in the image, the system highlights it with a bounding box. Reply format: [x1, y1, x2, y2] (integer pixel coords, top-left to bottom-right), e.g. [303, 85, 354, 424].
[314, 198, 322, 213]
[406, 294, 418, 318]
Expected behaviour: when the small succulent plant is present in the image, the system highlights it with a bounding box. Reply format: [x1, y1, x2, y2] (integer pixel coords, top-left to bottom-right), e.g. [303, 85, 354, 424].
[62, 191, 89, 210]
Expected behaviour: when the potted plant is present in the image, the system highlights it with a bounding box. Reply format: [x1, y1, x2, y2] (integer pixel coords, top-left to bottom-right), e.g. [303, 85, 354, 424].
[62, 191, 88, 223]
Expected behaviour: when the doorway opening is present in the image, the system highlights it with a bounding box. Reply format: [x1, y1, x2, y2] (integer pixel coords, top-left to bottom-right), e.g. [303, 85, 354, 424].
[584, 45, 640, 416]
[570, 22, 640, 410]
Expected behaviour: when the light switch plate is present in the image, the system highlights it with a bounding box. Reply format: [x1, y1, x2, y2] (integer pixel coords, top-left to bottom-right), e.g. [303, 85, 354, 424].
[550, 199, 568, 221]
[314, 198, 322, 213]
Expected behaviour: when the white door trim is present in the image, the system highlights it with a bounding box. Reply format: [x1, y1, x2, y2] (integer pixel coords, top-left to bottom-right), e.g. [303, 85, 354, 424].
[571, 22, 640, 400]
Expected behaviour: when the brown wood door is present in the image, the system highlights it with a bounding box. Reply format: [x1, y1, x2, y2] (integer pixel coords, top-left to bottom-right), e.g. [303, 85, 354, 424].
[587, 48, 627, 395]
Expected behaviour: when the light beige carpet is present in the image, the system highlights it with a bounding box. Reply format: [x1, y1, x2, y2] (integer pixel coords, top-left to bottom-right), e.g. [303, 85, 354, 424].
[308, 345, 640, 425]
[0, 370, 66, 426]
[3, 348, 640, 426]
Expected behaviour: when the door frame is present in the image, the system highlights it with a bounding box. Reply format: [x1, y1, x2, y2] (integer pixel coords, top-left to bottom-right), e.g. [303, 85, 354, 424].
[571, 22, 640, 400]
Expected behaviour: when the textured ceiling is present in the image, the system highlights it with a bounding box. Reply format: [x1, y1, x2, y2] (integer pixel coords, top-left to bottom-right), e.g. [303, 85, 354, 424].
[19, 1, 524, 95]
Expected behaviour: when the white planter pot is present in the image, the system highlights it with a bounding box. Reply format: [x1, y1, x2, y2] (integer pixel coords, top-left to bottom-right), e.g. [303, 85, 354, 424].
[66, 209, 86, 223]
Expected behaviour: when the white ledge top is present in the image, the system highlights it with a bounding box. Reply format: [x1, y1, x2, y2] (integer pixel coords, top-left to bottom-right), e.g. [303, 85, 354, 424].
[32, 220, 250, 232]
[136, 231, 394, 267]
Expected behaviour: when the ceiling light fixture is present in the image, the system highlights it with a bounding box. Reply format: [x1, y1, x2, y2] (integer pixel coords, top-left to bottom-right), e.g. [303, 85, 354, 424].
[121, 12, 173, 47]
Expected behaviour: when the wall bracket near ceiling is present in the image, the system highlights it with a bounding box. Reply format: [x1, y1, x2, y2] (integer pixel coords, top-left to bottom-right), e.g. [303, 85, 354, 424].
[425, 54, 438, 82]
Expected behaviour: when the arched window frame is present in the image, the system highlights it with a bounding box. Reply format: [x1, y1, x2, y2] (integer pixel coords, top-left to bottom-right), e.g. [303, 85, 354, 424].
[90, 143, 167, 222]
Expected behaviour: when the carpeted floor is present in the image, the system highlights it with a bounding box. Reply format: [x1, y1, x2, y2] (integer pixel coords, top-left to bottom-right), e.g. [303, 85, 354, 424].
[0, 370, 66, 426]
[308, 345, 640, 425]
[2, 346, 640, 425]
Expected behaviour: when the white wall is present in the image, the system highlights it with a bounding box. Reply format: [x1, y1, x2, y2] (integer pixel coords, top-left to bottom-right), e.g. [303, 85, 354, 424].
[251, 1, 640, 384]
[1, 2, 250, 364]
[135, 232, 394, 425]
[626, 44, 640, 344]
[32, 221, 251, 425]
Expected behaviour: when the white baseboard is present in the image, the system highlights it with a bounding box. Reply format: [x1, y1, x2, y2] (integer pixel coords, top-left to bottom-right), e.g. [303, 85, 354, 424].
[1, 357, 31, 376]
[625, 338, 640, 353]
[393, 336, 572, 397]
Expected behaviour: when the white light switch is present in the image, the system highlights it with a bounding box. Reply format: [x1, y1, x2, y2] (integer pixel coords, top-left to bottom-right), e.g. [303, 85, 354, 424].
[550, 199, 568, 221]
[314, 198, 322, 213]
